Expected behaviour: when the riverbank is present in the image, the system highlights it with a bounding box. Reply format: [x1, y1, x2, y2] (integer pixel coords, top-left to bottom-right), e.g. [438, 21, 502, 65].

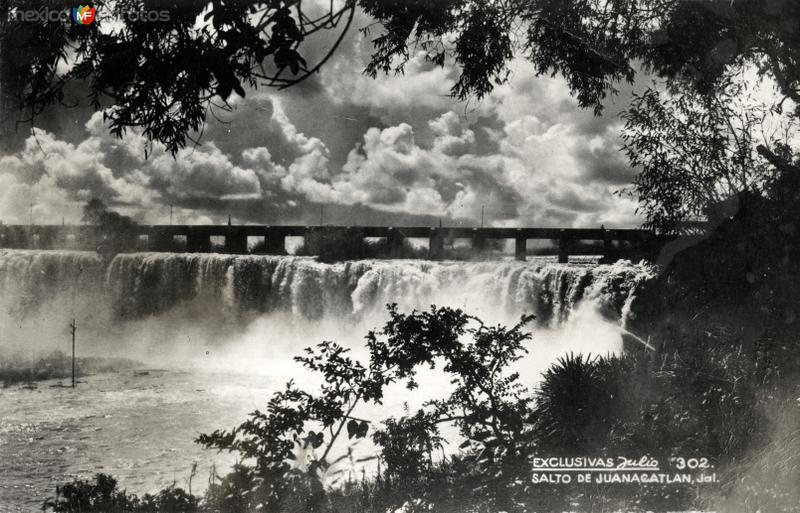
[0, 353, 141, 387]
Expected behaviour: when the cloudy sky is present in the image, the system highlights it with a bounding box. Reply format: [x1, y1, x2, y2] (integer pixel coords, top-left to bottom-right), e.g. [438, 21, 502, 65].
[0, 7, 644, 229]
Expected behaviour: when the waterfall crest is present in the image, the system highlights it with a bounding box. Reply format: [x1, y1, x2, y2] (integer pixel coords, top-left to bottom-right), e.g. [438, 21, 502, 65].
[0, 250, 655, 327]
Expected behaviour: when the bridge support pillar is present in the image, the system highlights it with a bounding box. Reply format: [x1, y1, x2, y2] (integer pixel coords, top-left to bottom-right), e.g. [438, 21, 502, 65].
[35, 227, 56, 249]
[225, 229, 248, 254]
[10, 226, 31, 248]
[558, 237, 569, 264]
[602, 229, 613, 263]
[54, 228, 67, 249]
[302, 228, 318, 255]
[387, 228, 404, 259]
[150, 228, 174, 252]
[429, 228, 444, 260]
[187, 229, 211, 253]
[515, 237, 527, 261]
[471, 230, 487, 254]
[265, 228, 285, 254]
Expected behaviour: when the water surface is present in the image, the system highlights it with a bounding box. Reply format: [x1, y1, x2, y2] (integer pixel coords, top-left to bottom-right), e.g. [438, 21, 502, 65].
[0, 369, 278, 512]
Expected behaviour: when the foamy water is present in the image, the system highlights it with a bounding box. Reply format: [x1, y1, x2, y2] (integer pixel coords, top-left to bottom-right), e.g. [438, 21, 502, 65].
[0, 370, 279, 512]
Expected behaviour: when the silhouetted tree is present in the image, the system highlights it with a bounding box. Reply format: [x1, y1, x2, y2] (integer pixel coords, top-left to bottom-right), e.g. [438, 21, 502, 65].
[81, 198, 137, 257]
[620, 81, 786, 233]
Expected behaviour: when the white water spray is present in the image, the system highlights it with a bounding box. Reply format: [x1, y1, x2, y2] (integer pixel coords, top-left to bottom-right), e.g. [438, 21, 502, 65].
[0, 249, 656, 368]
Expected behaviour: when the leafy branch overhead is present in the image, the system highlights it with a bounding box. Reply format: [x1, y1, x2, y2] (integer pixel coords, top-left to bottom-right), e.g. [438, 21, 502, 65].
[4, 0, 800, 154]
[3, 0, 356, 155]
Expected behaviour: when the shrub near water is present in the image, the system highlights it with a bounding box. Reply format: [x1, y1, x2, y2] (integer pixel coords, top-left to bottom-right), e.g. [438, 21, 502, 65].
[195, 304, 535, 513]
[43, 474, 198, 513]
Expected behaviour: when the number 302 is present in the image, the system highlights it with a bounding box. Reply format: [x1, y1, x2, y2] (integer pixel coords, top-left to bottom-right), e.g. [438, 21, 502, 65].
[674, 457, 710, 470]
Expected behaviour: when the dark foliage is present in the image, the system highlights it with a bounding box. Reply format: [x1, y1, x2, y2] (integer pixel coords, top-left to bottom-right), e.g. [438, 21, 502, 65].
[624, 155, 800, 509]
[43, 473, 198, 513]
[4, 1, 800, 153]
[1, 0, 354, 154]
[620, 81, 785, 234]
[193, 304, 534, 512]
[81, 198, 138, 258]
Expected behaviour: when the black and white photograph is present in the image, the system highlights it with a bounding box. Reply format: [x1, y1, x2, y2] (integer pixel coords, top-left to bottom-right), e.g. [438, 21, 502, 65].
[0, 1, 798, 512]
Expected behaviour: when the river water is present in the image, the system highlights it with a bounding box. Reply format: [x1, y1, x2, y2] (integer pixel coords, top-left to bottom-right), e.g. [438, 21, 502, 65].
[0, 369, 279, 512]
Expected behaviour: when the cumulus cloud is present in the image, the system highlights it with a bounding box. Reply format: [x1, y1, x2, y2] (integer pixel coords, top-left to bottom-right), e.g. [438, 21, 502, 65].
[0, 113, 271, 224]
[273, 107, 638, 227]
[0, 26, 644, 229]
[325, 47, 459, 127]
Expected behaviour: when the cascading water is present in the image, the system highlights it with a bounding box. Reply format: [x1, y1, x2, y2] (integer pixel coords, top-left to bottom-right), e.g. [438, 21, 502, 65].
[0, 249, 655, 327]
[0, 248, 656, 363]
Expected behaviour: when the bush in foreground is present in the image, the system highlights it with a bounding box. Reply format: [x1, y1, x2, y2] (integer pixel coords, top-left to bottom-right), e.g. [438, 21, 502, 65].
[43, 473, 198, 513]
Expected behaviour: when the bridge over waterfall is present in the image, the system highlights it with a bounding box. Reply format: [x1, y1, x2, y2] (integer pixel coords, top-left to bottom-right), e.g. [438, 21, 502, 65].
[0, 224, 653, 262]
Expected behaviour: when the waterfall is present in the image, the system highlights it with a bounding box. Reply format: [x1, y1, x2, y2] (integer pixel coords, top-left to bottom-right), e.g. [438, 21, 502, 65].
[0, 249, 655, 328]
[0, 249, 103, 292]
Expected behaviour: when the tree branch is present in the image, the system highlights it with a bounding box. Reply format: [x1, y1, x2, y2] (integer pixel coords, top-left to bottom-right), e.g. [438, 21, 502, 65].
[756, 144, 800, 175]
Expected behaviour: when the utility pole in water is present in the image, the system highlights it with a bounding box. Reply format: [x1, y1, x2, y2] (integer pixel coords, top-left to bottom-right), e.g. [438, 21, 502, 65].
[70, 319, 76, 388]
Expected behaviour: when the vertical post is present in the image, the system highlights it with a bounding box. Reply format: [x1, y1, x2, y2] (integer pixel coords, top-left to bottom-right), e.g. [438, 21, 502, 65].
[70, 319, 76, 388]
[224, 228, 247, 254]
[429, 227, 444, 261]
[387, 228, 404, 259]
[515, 236, 527, 261]
[187, 228, 211, 253]
[149, 227, 174, 251]
[29, 203, 34, 247]
[480, 205, 485, 228]
[170, 205, 173, 225]
[471, 229, 487, 254]
[602, 228, 612, 263]
[265, 228, 286, 254]
[558, 237, 569, 264]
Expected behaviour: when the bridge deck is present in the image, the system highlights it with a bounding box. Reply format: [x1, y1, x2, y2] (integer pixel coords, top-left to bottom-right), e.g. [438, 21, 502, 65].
[136, 225, 649, 241]
[0, 224, 653, 262]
